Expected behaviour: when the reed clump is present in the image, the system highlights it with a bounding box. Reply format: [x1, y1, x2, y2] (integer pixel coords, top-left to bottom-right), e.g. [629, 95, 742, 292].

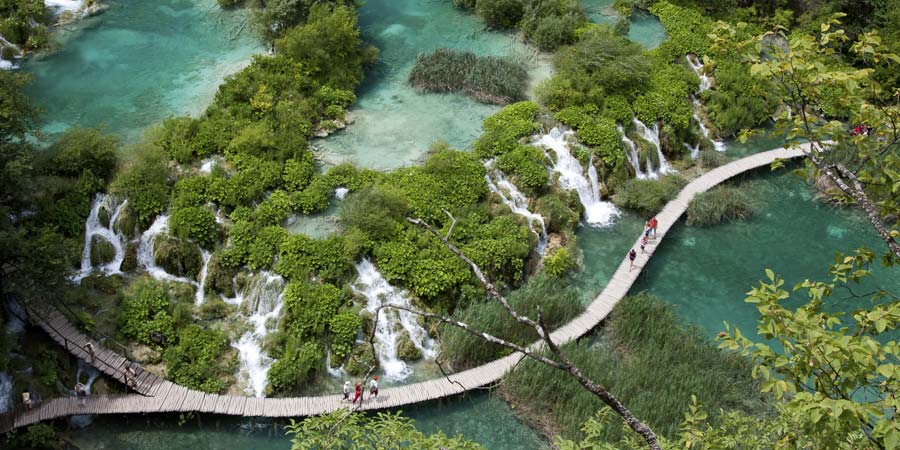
[686, 183, 760, 226]
[408, 48, 529, 105]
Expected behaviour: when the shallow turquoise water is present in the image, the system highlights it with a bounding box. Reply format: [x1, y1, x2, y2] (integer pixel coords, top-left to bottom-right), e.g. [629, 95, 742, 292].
[581, 0, 667, 49]
[68, 393, 547, 450]
[313, 0, 548, 169]
[22, 0, 262, 142]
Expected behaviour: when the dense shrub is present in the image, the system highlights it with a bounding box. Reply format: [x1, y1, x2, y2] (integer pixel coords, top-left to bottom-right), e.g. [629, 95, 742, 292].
[495, 144, 549, 195]
[650, 1, 713, 61]
[555, 105, 624, 167]
[686, 184, 760, 226]
[153, 235, 204, 280]
[543, 246, 577, 277]
[282, 153, 316, 191]
[267, 339, 323, 395]
[632, 60, 697, 129]
[282, 280, 345, 337]
[475, 0, 524, 29]
[154, 117, 200, 163]
[475, 101, 541, 158]
[329, 310, 362, 361]
[277, 235, 353, 282]
[697, 149, 728, 168]
[110, 145, 170, 227]
[47, 128, 118, 181]
[535, 191, 581, 233]
[164, 325, 234, 393]
[169, 206, 218, 249]
[442, 274, 583, 368]
[408, 48, 529, 105]
[504, 294, 765, 441]
[520, 0, 586, 51]
[339, 186, 408, 244]
[119, 278, 175, 347]
[611, 175, 685, 214]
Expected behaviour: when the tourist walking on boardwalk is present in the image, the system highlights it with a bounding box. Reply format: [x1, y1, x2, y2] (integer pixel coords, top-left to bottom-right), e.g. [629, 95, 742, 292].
[640, 234, 649, 253]
[649, 216, 658, 237]
[628, 248, 637, 271]
[84, 342, 95, 363]
[353, 382, 363, 404]
[75, 382, 87, 406]
[369, 376, 379, 399]
[342, 381, 351, 402]
[22, 391, 32, 410]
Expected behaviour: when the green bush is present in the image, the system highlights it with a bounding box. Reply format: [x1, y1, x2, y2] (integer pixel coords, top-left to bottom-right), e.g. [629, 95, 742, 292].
[277, 234, 353, 282]
[339, 186, 408, 243]
[520, 0, 586, 51]
[612, 175, 686, 214]
[111, 145, 170, 227]
[697, 149, 728, 168]
[282, 153, 316, 192]
[291, 175, 333, 214]
[267, 339, 323, 395]
[555, 105, 624, 167]
[120, 278, 175, 347]
[254, 190, 293, 226]
[408, 48, 529, 105]
[329, 310, 362, 361]
[686, 184, 760, 226]
[495, 145, 549, 196]
[198, 296, 234, 320]
[20, 424, 58, 449]
[503, 294, 765, 441]
[475, 0, 524, 29]
[47, 127, 118, 181]
[535, 191, 581, 233]
[171, 176, 210, 209]
[169, 206, 218, 249]
[543, 246, 577, 278]
[282, 281, 345, 337]
[164, 325, 234, 393]
[217, 0, 242, 7]
[154, 117, 199, 163]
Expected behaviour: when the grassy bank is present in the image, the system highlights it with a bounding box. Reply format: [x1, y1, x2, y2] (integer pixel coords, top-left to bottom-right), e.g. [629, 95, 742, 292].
[501, 294, 768, 442]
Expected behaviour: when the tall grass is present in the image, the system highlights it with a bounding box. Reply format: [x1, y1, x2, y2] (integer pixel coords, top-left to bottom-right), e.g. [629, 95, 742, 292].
[441, 274, 583, 369]
[503, 294, 768, 442]
[611, 175, 686, 214]
[408, 48, 529, 105]
[686, 183, 760, 226]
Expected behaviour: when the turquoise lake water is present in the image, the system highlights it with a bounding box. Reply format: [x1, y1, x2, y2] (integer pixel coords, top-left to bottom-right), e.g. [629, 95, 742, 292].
[22, 0, 263, 142]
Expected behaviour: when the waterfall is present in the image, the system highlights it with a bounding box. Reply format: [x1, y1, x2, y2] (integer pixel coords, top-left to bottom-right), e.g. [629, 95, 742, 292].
[619, 125, 647, 179]
[631, 119, 674, 178]
[136, 215, 211, 304]
[0, 35, 20, 70]
[74, 194, 129, 282]
[533, 128, 621, 228]
[45, 0, 85, 13]
[0, 372, 12, 413]
[334, 187, 349, 200]
[325, 349, 347, 378]
[689, 97, 727, 154]
[353, 259, 436, 382]
[686, 54, 711, 92]
[231, 272, 285, 398]
[483, 160, 548, 254]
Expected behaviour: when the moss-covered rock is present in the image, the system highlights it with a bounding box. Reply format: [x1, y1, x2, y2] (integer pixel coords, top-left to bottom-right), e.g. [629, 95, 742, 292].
[344, 343, 378, 376]
[120, 241, 139, 272]
[199, 296, 235, 321]
[205, 251, 238, 298]
[397, 333, 423, 361]
[98, 205, 111, 229]
[90, 236, 116, 266]
[153, 235, 203, 280]
[114, 205, 140, 239]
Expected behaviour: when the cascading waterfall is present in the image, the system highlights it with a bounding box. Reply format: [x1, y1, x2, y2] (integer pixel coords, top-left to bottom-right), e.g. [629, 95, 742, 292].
[483, 160, 548, 254]
[631, 119, 674, 178]
[534, 128, 621, 227]
[229, 272, 285, 398]
[353, 259, 436, 382]
[136, 215, 211, 304]
[0, 372, 12, 413]
[0, 35, 20, 70]
[618, 125, 647, 179]
[685, 55, 727, 153]
[74, 194, 129, 282]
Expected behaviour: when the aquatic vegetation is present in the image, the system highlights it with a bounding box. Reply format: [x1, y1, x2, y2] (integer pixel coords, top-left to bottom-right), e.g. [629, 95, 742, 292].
[686, 183, 760, 226]
[611, 174, 685, 214]
[503, 294, 765, 442]
[408, 48, 529, 105]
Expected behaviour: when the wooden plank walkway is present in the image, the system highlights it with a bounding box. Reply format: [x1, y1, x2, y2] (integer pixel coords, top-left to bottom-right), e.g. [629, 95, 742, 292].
[0, 145, 808, 432]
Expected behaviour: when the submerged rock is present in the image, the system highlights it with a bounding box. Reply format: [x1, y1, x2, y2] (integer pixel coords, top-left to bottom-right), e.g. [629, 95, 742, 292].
[204, 252, 239, 298]
[120, 241, 139, 273]
[397, 332, 423, 361]
[114, 205, 139, 239]
[344, 344, 378, 376]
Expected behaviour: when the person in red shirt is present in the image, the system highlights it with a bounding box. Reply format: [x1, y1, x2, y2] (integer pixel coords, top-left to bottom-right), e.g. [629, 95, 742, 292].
[353, 382, 363, 404]
[648, 217, 658, 237]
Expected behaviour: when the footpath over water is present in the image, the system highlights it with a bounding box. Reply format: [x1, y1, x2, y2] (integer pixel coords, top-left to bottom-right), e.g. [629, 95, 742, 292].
[0, 145, 808, 432]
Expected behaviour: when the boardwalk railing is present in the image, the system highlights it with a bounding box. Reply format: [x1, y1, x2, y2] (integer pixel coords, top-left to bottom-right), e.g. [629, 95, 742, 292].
[0, 145, 809, 433]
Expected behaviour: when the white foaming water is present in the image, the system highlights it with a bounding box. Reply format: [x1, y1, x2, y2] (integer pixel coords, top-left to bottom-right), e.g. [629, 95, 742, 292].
[534, 128, 621, 227]
[231, 272, 285, 398]
[353, 259, 436, 382]
[689, 97, 727, 155]
[0, 372, 11, 413]
[136, 215, 211, 304]
[325, 349, 347, 378]
[686, 54, 711, 92]
[45, 0, 84, 13]
[74, 194, 129, 281]
[484, 161, 548, 254]
[334, 187, 349, 199]
[631, 118, 674, 178]
[619, 125, 648, 179]
[70, 361, 100, 428]
[0, 35, 19, 70]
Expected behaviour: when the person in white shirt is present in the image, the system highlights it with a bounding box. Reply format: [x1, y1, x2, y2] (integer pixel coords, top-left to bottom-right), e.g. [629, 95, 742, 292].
[369, 376, 379, 398]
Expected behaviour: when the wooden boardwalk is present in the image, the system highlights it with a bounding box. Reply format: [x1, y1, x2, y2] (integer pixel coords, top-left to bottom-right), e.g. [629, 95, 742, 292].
[0, 146, 808, 433]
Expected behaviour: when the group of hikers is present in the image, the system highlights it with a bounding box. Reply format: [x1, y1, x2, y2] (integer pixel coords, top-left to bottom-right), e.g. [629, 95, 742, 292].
[342, 376, 379, 404]
[628, 216, 658, 271]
